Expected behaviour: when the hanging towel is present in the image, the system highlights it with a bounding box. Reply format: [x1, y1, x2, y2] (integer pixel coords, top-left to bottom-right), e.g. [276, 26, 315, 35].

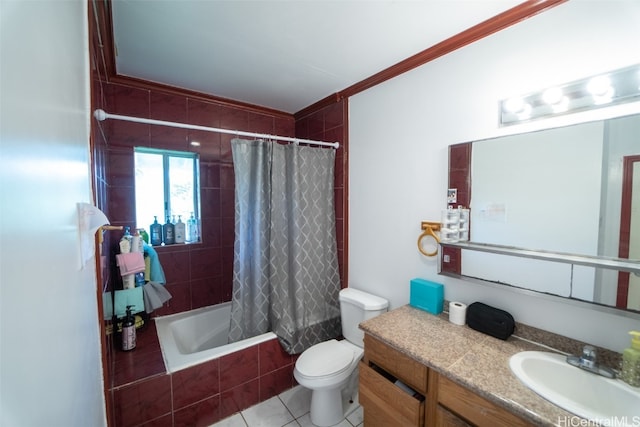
[116, 252, 145, 276]
[143, 242, 166, 284]
[143, 281, 172, 313]
[103, 287, 145, 319]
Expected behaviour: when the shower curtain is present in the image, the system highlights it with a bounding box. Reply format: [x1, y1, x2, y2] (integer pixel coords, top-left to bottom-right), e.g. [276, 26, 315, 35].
[228, 139, 341, 354]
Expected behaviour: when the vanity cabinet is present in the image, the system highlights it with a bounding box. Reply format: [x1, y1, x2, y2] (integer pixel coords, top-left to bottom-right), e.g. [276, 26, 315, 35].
[360, 334, 427, 426]
[431, 374, 534, 427]
[360, 334, 535, 427]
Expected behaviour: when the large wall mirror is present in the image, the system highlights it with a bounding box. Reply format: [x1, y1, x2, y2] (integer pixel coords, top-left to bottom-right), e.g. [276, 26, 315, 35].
[443, 113, 640, 314]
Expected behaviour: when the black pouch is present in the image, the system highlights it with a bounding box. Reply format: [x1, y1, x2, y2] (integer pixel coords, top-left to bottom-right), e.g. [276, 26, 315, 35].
[466, 302, 515, 340]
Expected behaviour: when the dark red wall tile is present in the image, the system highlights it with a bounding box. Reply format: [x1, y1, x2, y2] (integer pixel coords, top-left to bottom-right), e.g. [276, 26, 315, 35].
[173, 394, 221, 427]
[220, 346, 260, 391]
[190, 247, 222, 280]
[219, 379, 260, 420]
[248, 112, 275, 134]
[172, 359, 220, 410]
[200, 161, 221, 189]
[112, 375, 171, 427]
[158, 250, 191, 284]
[191, 277, 223, 309]
[150, 93, 187, 122]
[259, 338, 292, 374]
[260, 365, 294, 401]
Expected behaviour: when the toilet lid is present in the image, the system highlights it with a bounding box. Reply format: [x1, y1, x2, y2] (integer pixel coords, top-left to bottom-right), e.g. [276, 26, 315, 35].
[296, 340, 354, 378]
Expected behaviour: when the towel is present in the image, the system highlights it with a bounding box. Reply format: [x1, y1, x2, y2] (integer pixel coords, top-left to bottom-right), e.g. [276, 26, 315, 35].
[143, 282, 172, 313]
[143, 242, 166, 284]
[103, 287, 145, 319]
[116, 252, 145, 276]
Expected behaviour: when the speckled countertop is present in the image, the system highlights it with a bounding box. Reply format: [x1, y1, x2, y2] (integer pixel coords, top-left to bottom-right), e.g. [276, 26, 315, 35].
[359, 305, 585, 426]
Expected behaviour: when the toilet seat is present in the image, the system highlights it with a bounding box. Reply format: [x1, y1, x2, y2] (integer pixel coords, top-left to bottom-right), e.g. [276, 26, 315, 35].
[295, 339, 354, 379]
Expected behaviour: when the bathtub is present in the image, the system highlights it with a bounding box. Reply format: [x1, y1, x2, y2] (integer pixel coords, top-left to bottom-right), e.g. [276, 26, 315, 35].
[155, 302, 277, 373]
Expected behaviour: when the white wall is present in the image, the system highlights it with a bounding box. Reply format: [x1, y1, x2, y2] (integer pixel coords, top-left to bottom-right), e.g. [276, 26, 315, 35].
[349, 0, 640, 352]
[0, 1, 106, 426]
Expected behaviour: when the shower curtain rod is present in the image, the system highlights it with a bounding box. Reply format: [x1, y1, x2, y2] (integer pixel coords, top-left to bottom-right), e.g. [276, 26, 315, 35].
[93, 109, 339, 149]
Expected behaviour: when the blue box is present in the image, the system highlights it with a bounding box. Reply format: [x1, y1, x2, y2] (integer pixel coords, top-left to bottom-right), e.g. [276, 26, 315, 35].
[410, 278, 444, 315]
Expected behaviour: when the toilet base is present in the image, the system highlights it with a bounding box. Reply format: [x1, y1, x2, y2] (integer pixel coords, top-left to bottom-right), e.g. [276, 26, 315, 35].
[310, 388, 344, 427]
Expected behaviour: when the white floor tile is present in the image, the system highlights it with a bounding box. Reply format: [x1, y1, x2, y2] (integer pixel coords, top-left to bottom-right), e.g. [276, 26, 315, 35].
[342, 392, 359, 420]
[278, 385, 312, 419]
[296, 413, 352, 427]
[345, 406, 363, 426]
[209, 413, 247, 427]
[241, 396, 295, 427]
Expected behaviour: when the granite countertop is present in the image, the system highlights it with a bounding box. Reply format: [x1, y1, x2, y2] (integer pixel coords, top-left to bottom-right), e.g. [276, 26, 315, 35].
[359, 305, 580, 426]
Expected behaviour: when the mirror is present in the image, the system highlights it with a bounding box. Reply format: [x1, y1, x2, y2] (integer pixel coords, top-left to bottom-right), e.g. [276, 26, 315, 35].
[445, 113, 640, 313]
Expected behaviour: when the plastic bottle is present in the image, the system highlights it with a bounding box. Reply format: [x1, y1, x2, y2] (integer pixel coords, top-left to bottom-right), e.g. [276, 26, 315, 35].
[620, 331, 640, 387]
[121, 305, 136, 351]
[174, 215, 186, 244]
[120, 227, 135, 289]
[119, 226, 132, 253]
[187, 212, 198, 243]
[150, 216, 162, 246]
[137, 228, 149, 244]
[131, 229, 142, 253]
[163, 216, 175, 245]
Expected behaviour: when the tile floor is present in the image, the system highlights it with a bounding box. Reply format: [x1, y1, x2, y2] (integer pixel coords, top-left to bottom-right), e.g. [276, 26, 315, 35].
[210, 385, 363, 427]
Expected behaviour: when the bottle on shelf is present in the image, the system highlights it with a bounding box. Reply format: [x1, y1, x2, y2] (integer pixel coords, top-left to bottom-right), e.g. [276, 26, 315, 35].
[620, 330, 640, 387]
[174, 215, 186, 244]
[119, 226, 133, 253]
[137, 228, 149, 244]
[150, 216, 162, 246]
[163, 216, 175, 245]
[121, 305, 137, 351]
[187, 212, 199, 243]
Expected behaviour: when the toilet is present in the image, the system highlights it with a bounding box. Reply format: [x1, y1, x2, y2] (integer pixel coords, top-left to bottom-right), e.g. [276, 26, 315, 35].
[294, 287, 389, 426]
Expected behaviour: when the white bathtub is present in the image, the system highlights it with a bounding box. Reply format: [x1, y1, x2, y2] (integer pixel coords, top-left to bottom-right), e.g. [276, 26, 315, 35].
[155, 302, 277, 373]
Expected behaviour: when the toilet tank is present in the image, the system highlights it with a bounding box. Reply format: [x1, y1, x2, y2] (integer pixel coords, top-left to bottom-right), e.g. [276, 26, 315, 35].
[339, 288, 389, 348]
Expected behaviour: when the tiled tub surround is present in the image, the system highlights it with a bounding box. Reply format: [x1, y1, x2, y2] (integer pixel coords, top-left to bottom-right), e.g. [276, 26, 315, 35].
[359, 305, 623, 426]
[155, 303, 278, 373]
[111, 323, 297, 427]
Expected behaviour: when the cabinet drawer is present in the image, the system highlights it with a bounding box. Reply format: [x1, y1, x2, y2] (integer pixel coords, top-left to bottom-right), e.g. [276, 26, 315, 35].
[359, 361, 425, 427]
[364, 334, 428, 394]
[438, 375, 534, 427]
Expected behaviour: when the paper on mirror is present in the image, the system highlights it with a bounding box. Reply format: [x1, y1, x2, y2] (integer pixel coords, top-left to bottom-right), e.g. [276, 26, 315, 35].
[77, 202, 110, 269]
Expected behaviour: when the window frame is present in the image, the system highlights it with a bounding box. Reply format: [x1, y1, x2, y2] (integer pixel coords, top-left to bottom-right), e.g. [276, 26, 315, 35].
[134, 146, 200, 235]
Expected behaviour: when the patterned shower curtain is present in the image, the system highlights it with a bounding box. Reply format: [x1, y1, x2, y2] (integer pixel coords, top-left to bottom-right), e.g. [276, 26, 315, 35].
[228, 139, 341, 354]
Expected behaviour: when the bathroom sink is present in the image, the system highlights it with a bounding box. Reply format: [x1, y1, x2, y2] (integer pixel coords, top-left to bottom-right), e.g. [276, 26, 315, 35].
[509, 351, 640, 424]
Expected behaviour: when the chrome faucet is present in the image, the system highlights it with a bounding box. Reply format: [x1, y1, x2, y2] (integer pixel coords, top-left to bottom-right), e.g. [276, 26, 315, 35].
[566, 345, 616, 379]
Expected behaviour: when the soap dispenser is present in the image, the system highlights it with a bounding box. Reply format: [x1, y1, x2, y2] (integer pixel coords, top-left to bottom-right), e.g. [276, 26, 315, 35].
[121, 305, 137, 351]
[162, 216, 175, 245]
[620, 330, 640, 387]
[174, 215, 186, 244]
[150, 216, 162, 246]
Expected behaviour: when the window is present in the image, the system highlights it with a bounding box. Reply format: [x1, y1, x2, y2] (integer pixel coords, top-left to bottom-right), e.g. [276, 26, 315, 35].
[134, 147, 200, 243]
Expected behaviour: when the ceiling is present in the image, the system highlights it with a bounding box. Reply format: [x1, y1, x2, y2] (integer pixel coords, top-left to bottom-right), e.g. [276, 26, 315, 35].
[111, 0, 524, 114]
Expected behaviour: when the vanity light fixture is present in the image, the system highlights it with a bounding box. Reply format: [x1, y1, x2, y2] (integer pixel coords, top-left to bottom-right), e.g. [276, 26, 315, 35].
[500, 63, 640, 125]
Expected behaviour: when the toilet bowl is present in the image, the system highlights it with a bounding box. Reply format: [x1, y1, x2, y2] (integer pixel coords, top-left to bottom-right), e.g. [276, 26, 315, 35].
[293, 288, 388, 426]
[294, 340, 363, 426]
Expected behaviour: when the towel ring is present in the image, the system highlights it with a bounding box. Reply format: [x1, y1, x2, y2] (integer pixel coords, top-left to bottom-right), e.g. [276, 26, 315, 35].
[417, 221, 441, 257]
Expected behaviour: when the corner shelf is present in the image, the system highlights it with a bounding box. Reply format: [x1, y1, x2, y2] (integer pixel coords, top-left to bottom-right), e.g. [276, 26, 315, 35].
[440, 241, 640, 274]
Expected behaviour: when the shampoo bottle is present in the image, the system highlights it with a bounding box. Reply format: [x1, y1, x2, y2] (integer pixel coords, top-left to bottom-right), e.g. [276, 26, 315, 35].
[121, 305, 136, 351]
[620, 330, 640, 387]
[163, 216, 175, 245]
[187, 212, 199, 243]
[174, 215, 186, 244]
[150, 216, 162, 246]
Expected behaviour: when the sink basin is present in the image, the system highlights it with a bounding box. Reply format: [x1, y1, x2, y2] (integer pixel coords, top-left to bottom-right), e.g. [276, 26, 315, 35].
[509, 351, 640, 424]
